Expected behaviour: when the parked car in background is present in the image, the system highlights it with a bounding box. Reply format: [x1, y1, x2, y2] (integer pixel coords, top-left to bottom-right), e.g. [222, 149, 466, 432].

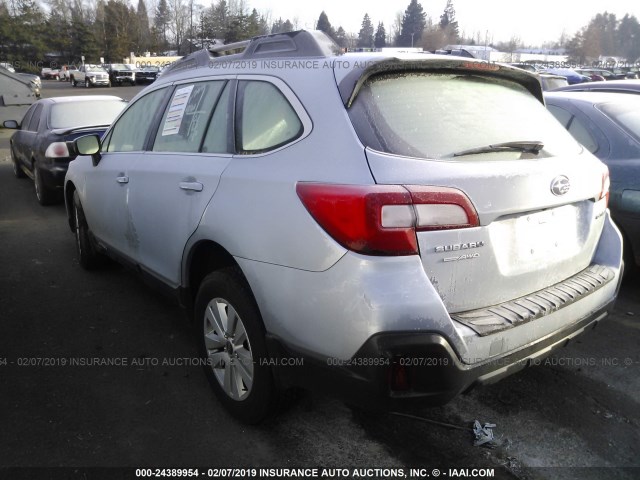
[546, 91, 640, 273]
[40, 67, 52, 78]
[47, 69, 60, 80]
[59, 65, 78, 82]
[552, 79, 640, 94]
[576, 68, 624, 81]
[134, 65, 163, 84]
[0, 62, 16, 72]
[70, 65, 110, 87]
[104, 63, 136, 86]
[543, 68, 592, 85]
[3, 96, 127, 205]
[16, 73, 41, 97]
[539, 73, 568, 91]
[64, 30, 622, 424]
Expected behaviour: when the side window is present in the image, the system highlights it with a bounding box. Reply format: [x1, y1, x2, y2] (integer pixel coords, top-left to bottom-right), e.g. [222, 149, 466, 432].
[27, 104, 43, 132]
[548, 105, 599, 154]
[153, 81, 225, 153]
[201, 82, 231, 154]
[567, 117, 599, 154]
[547, 105, 572, 128]
[20, 104, 36, 131]
[107, 88, 167, 152]
[236, 81, 303, 153]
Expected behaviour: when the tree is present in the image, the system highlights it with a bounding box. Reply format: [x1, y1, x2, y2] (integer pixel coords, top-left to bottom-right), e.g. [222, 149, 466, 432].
[398, 0, 426, 47]
[616, 14, 640, 62]
[135, 0, 151, 53]
[374, 22, 386, 48]
[154, 0, 170, 50]
[316, 11, 335, 40]
[439, 0, 459, 44]
[357, 13, 374, 48]
[334, 26, 347, 48]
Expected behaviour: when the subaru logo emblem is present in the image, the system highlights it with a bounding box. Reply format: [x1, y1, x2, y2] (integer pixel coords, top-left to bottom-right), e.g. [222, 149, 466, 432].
[550, 175, 570, 196]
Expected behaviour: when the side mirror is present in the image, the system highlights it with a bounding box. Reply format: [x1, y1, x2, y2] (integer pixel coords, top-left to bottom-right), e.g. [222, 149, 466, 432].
[3, 120, 18, 129]
[75, 134, 102, 166]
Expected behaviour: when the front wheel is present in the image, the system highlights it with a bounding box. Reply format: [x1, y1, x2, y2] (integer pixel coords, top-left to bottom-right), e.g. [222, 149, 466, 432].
[85, 79, 90, 88]
[194, 268, 278, 424]
[73, 191, 105, 269]
[10, 145, 25, 178]
[71, 77, 76, 87]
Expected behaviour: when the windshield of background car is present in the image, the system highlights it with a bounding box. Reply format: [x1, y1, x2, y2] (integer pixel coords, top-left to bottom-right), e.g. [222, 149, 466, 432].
[86, 66, 106, 72]
[598, 99, 640, 141]
[348, 72, 582, 160]
[49, 100, 127, 129]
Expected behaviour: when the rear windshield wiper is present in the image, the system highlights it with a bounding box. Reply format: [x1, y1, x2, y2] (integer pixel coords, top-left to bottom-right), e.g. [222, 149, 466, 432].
[449, 141, 544, 158]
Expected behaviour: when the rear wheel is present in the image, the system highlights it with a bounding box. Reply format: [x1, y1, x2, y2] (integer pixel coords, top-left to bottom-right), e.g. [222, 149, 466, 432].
[195, 268, 278, 424]
[73, 191, 105, 269]
[34, 166, 56, 205]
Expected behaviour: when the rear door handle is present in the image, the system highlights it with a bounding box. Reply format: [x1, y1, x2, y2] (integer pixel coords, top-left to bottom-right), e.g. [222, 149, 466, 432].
[179, 181, 203, 192]
[116, 175, 129, 184]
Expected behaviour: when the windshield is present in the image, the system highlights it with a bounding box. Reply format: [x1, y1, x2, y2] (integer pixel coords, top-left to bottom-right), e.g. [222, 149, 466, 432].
[348, 72, 581, 160]
[86, 65, 106, 72]
[49, 100, 126, 129]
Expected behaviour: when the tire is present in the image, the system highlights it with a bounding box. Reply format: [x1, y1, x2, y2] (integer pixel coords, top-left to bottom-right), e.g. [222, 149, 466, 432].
[71, 77, 76, 87]
[194, 268, 278, 424]
[73, 191, 105, 270]
[107, 81, 112, 88]
[34, 165, 56, 205]
[85, 78, 90, 88]
[10, 145, 26, 179]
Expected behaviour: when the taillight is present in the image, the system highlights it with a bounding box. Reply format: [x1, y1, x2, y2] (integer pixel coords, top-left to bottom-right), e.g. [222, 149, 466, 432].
[296, 183, 479, 256]
[600, 169, 610, 207]
[44, 142, 70, 158]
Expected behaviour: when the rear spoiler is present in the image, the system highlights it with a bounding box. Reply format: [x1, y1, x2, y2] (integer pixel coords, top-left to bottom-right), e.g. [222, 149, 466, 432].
[51, 124, 110, 136]
[337, 57, 545, 107]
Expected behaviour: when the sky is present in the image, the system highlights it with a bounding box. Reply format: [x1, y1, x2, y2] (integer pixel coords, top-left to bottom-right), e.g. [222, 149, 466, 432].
[243, 0, 640, 46]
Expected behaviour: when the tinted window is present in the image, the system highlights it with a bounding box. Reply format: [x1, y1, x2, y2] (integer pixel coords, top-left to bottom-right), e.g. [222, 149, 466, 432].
[49, 100, 126, 129]
[153, 81, 225, 153]
[349, 72, 581, 160]
[547, 105, 572, 128]
[237, 81, 303, 153]
[28, 104, 43, 131]
[107, 88, 167, 152]
[201, 83, 232, 154]
[20, 104, 36, 130]
[567, 117, 598, 154]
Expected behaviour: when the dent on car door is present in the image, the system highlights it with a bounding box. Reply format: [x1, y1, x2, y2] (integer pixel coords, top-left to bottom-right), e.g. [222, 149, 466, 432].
[81, 87, 170, 261]
[126, 80, 234, 286]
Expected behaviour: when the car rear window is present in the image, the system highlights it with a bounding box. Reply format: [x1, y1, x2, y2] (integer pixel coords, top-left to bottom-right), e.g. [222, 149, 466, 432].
[348, 72, 581, 160]
[49, 100, 127, 129]
[598, 99, 640, 141]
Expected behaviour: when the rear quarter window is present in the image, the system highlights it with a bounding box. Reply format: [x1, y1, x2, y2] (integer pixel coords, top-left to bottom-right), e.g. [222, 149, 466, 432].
[348, 72, 581, 160]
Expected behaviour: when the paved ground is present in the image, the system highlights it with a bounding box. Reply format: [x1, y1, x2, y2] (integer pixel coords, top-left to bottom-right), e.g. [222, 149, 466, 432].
[0, 81, 638, 480]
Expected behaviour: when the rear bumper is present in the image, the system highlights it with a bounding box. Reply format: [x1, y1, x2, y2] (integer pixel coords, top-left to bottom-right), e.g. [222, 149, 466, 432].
[267, 294, 618, 410]
[39, 160, 70, 189]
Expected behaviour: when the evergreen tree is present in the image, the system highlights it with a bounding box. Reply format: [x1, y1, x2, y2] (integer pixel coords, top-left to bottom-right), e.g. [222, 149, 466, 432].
[155, 0, 170, 50]
[357, 13, 374, 48]
[439, 0, 459, 43]
[398, 0, 426, 47]
[374, 22, 386, 48]
[334, 26, 347, 48]
[136, 0, 151, 53]
[316, 11, 335, 40]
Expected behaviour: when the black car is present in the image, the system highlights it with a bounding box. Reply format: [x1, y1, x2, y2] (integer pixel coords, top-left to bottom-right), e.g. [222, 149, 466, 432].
[545, 91, 640, 274]
[552, 79, 640, 94]
[3, 95, 127, 205]
[134, 65, 162, 84]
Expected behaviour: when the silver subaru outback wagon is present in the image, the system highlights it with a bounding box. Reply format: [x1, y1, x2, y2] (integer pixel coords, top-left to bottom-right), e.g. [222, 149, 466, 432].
[64, 30, 623, 423]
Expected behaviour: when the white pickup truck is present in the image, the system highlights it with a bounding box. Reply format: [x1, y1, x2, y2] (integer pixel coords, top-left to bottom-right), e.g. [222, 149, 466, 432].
[70, 65, 111, 88]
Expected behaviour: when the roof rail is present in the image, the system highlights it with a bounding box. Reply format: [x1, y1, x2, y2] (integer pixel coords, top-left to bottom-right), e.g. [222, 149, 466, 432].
[161, 30, 341, 78]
